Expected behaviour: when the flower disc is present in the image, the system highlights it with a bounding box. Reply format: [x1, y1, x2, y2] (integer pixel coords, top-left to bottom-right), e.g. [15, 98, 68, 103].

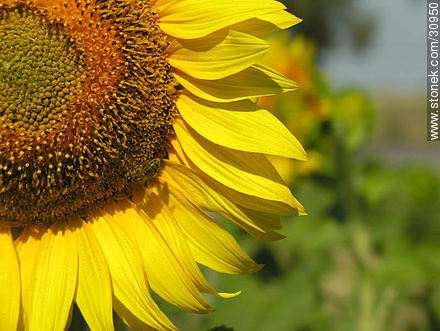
[0, 1, 177, 226]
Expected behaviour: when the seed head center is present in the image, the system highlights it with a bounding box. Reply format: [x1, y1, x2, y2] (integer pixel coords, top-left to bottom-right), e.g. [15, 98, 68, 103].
[0, 1, 177, 227]
[0, 7, 84, 133]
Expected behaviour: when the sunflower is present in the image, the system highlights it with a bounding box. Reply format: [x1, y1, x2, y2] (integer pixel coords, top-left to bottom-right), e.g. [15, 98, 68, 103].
[0, 0, 306, 329]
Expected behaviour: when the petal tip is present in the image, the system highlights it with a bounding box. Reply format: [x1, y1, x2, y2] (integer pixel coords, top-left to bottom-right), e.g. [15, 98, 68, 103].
[217, 290, 242, 299]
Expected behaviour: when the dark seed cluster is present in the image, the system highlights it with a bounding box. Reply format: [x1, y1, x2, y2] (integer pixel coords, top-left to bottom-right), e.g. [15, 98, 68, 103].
[0, 0, 177, 226]
[0, 7, 85, 133]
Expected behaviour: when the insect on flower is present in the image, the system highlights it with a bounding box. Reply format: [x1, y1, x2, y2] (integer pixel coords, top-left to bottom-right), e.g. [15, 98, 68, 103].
[127, 158, 161, 185]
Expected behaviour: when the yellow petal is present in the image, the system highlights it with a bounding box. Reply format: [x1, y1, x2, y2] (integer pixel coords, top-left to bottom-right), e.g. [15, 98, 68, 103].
[86, 209, 176, 330]
[74, 221, 114, 331]
[205, 175, 305, 216]
[169, 190, 262, 274]
[239, 207, 283, 230]
[174, 118, 300, 210]
[65, 305, 74, 331]
[177, 93, 306, 159]
[161, 161, 284, 241]
[174, 64, 297, 102]
[15, 228, 42, 331]
[168, 30, 269, 80]
[170, 140, 305, 216]
[113, 297, 156, 331]
[16, 225, 78, 331]
[230, 10, 302, 37]
[0, 227, 20, 330]
[141, 194, 240, 298]
[111, 199, 214, 314]
[157, 0, 285, 39]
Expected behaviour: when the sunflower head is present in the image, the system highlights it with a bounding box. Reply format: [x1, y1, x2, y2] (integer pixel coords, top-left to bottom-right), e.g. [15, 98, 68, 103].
[0, 0, 307, 330]
[0, 0, 178, 226]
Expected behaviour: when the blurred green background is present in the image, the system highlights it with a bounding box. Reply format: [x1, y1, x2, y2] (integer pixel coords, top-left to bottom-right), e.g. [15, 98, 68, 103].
[70, 0, 437, 330]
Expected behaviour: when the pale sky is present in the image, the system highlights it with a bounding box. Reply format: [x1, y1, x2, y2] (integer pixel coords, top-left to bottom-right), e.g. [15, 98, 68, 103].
[321, 0, 425, 92]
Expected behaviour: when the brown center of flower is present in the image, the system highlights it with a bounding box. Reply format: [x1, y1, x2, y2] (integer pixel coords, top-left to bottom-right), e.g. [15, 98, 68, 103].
[0, 0, 177, 226]
[0, 8, 85, 133]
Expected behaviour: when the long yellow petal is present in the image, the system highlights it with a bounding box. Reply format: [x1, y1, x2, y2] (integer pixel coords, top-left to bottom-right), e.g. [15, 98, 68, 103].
[177, 93, 306, 159]
[74, 221, 114, 331]
[16, 225, 77, 331]
[141, 193, 241, 298]
[161, 161, 284, 241]
[0, 227, 20, 331]
[86, 209, 176, 331]
[229, 10, 302, 37]
[174, 64, 297, 102]
[111, 199, 214, 314]
[169, 190, 262, 274]
[175, 63, 297, 102]
[207, 176, 305, 216]
[174, 118, 300, 209]
[157, 0, 285, 39]
[170, 141, 305, 216]
[168, 30, 269, 80]
[15, 228, 42, 331]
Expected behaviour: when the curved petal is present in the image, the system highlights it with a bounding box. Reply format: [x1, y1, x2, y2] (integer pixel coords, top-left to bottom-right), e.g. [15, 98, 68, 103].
[141, 193, 241, 298]
[74, 221, 114, 331]
[161, 161, 285, 241]
[157, 0, 285, 39]
[174, 64, 297, 102]
[169, 190, 262, 274]
[168, 144, 304, 216]
[16, 225, 78, 331]
[86, 209, 177, 330]
[214, 180, 305, 216]
[111, 199, 214, 314]
[168, 30, 269, 80]
[177, 93, 306, 159]
[174, 118, 300, 210]
[0, 227, 20, 330]
[229, 10, 302, 37]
